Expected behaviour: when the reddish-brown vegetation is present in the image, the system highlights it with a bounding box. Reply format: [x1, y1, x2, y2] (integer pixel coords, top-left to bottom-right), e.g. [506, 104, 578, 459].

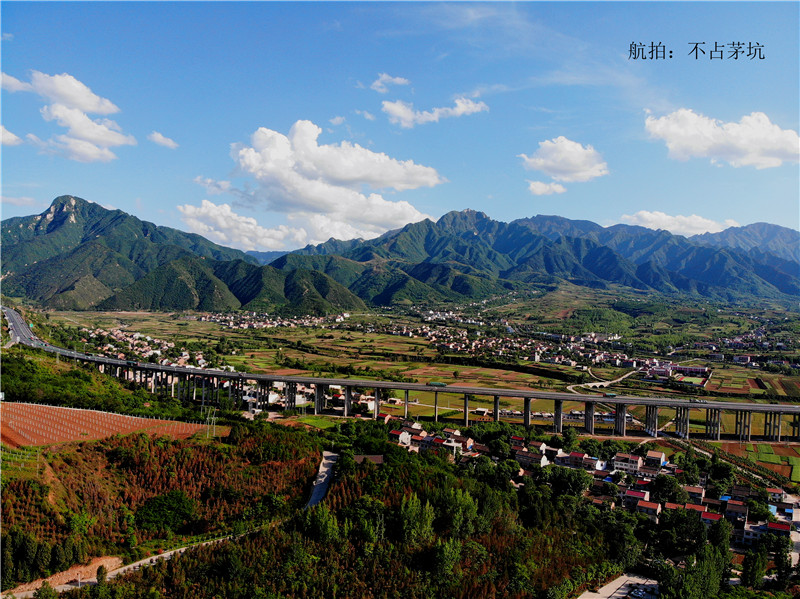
[1, 402, 215, 448]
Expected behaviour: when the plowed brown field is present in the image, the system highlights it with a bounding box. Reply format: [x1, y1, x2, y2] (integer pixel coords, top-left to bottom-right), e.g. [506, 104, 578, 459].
[1, 402, 215, 448]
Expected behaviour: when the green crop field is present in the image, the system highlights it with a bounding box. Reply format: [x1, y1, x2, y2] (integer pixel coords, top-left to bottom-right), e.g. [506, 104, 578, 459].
[297, 415, 339, 429]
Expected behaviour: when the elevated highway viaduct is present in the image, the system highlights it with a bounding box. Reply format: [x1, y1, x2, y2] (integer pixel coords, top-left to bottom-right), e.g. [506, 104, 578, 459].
[3, 306, 797, 441]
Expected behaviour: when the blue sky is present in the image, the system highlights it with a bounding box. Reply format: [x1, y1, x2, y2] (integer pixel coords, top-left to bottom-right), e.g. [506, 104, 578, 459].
[2, 2, 798, 251]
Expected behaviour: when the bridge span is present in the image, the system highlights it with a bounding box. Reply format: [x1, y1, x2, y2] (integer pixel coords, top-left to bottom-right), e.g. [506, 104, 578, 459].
[4, 306, 799, 441]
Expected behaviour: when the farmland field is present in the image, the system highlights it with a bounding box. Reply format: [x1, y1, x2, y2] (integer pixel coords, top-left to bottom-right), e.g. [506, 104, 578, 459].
[0, 402, 224, 448]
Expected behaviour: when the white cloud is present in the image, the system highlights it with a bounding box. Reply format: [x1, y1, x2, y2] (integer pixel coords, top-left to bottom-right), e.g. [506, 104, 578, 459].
[194, 176, 232, 195]
[356, 110, 376, 121]
[234, 120, 443, 193]
[645, 108, 799, 169]
[370, 73, 410, 94]
[526, 180, 566, 195]
[2, 33, 14, 42]
[2, 72, 31, 92]
[28, 71, 120, 114]
[189, 120, 442, 248]
[382, 97, 489, 128]
[620, 210, 740, 236]
[329, 116, 346, 126]
[1, 195, 37, 207]
[4, 71, 135, 163]
[519, 136, 609, 182]
[147, 131, 178, 149]
[177, 199, 307, 251]
[41, 104, 135, 148]
[27, 133, 119, 163]
[1, 125, 23, 146]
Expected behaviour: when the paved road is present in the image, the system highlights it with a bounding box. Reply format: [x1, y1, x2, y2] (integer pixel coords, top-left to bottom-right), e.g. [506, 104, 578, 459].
[566, 369, 638, 395]
[307, 451, 339, 508]
[5, 305, 799, 414]
[578, 574, 658, 599]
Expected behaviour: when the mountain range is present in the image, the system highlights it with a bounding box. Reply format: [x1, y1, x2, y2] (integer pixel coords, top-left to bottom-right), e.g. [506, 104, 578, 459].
[2, 196, 798, 313]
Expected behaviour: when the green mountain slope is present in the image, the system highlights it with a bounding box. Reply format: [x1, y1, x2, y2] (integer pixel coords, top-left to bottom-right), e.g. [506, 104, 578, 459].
[2, 196, 255, 276]
[3, 242, 145, 309]
[98, 257, 242, 311]
[4, 199, 798, 310]
[294, 209, 799, 302]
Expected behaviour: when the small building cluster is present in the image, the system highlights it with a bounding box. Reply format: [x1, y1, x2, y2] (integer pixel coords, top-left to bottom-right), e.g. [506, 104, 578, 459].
[386, 425, 797, 545]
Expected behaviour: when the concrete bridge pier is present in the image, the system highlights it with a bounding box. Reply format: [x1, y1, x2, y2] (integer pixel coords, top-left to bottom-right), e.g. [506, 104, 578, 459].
[463, 394, 470, 428]
[554, 399, 563, 434]
[493, 396, 500, 423]
[434, 392, 439, 423]
[373, 388, 380, 420]
[735, 410, 752, 441]
[705, 408, 721, 440]
[524, 397, 531, 428]
[792, 415, 800, 441]
[286, 382, 297, 410]
[404, 389, 410, 420]
[584, 401, 595, 434]
[765, 411, 782, 442]
[314, 384, 325, 415]
[645, 404, 659, 437]
[614, 403, 627, 437]
[674, 406, 690, 439]
[344, 386, 352, 417]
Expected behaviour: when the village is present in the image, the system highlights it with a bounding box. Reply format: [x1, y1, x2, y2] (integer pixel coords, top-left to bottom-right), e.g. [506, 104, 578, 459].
[379, 415, 799, 554]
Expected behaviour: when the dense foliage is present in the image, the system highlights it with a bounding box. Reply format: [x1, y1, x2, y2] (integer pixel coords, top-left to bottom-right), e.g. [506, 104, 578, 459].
[1, 423, 321, 590]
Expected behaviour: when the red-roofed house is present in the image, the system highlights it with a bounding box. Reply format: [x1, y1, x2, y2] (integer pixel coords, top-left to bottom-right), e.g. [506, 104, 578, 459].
[636, 500, 662, 522]
[767, 488, 786, 503]
[684, 485, 705, 503]
[767, 521, 792, 537]
[624, 489, 649, 509]
[701, 512, 722, 528]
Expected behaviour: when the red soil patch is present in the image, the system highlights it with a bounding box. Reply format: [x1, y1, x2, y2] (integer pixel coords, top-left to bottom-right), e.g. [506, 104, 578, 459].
[721, 442, 749, 456]
[6, 555, 123, 595]
[747, 379, 759, 389]
[772, 445, 799, 457]
[1, 403, 218, 448]
[766, 464, 792, 478]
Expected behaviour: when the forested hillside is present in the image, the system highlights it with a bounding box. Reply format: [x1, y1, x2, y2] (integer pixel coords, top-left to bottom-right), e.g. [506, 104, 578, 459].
[1, 424, 321, 590]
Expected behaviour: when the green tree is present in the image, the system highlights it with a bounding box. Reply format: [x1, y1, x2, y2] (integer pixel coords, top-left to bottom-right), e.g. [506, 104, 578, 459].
[433, 538, 461, 578]
[548, 466, 591, 497]
[33, 582, 58, 599]
[135, 490, 197, 534]
[561, 426, 578, 452]
[650, 474, 689, 505]
[741, 546, 767, 589]
[441, 488, 478, 539]
[399, 493, 434, 546]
